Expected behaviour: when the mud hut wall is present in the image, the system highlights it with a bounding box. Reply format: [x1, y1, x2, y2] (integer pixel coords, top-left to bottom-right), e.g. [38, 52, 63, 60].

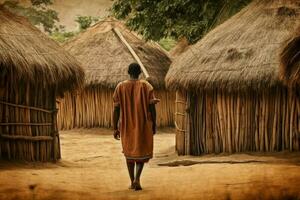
[0, 77, 60, 161]
[187, 87, 300, 155]
[57, 88, 175, 130]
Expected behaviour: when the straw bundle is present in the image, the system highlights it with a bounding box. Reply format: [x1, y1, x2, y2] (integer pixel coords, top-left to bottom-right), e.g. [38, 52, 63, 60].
[0, 7, 84, 161]
[166, 0, 300, 155]
[58, 18, 174, 130]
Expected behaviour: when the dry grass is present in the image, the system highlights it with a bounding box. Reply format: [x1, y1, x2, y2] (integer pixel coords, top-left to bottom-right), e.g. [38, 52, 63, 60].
[63, 18, 171, 89]
[166, 0, 300, 91]
[0, 7, 84, 94]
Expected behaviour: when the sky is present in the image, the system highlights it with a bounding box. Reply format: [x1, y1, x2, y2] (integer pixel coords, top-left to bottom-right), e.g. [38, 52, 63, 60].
[50, 0, 113, 31]
[0, 0, 113, 31]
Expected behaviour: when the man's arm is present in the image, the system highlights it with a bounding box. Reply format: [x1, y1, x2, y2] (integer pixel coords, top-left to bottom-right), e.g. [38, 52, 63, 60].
[149, 104, 157, 134]
[113, 106, 120, 140]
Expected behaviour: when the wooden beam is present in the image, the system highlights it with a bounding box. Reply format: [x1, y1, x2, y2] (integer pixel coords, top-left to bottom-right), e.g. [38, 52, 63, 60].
[112, 27, 150, 78]
[0, 101, 53, 114]
[0, 134, 53, 141]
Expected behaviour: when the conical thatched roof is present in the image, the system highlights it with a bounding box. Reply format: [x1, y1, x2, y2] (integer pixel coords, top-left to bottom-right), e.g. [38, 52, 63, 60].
[280, 28, 300, 88]
[0, 7, 84, 93]
[63, 18, 171, 89]
[166, 0, 300, 91]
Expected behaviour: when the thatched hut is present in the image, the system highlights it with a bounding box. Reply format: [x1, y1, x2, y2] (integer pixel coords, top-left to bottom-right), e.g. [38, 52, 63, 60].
[0, 7, 84, 161]
[280, 29, 300, 88]
[166, 0, 300, 155]
[58, 18, 174, 130]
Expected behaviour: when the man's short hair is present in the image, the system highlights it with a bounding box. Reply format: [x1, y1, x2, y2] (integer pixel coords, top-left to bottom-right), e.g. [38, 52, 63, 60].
[128, 63, 142, 77]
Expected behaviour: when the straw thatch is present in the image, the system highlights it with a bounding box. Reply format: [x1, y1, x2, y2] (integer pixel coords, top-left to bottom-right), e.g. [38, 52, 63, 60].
[166, 0, 300, 91]
[58, 18, 175, 129]
[64, 18, 171, 89]
[0, 6, 84, 93]
[280, 28, 300, 88]
[0, 7, 84, 161]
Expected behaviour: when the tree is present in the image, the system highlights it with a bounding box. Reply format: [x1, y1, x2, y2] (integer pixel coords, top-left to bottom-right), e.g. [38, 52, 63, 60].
[75, 15, 99, 31]
[2, 0, 59, 33]
[112, 0, 251, 44]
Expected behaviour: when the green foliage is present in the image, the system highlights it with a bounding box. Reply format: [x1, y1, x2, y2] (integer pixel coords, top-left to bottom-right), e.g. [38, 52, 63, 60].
[75, 15, 99, 31]
[2, 0, 58, 33]
[158, 38, 177, 51]
[112, 0, 252, 44]
[50, 25, 77, 43]
[30, 0, 53, 6]
[50, 15, 100, 43]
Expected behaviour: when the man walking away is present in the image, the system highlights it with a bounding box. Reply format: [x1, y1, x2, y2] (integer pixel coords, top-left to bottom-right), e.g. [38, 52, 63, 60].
[113, 63, 158, 191]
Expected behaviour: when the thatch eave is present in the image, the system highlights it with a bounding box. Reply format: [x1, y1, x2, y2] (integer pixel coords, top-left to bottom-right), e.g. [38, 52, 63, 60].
[0, 7, 85, 94]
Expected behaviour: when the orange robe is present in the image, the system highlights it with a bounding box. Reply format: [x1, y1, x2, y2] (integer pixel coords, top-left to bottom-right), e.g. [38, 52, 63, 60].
[113, 80, 157, 161]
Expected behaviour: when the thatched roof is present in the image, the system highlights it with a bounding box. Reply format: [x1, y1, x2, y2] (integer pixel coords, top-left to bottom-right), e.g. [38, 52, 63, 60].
[280, 29, 300, 88]
[0, 7, 84, 93]
[166, 0, 300, 91]
[63, 18, 171, 89]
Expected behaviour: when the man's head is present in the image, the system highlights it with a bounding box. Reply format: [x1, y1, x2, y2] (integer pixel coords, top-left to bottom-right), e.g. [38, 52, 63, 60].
[128, 63, 142, 79]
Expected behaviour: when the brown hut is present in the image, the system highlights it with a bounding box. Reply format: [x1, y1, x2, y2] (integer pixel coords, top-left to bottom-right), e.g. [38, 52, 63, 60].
[57, 18, 174, 130]
[280, 29, 300, 88]
[0, 7, 84, 161]
[166, 0, 300, 155]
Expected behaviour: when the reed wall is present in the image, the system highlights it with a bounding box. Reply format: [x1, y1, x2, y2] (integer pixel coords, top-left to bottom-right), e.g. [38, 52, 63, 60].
[0, 77, 60, 161]
[175, 87, 300, 155]
[57, 88, 175, 130]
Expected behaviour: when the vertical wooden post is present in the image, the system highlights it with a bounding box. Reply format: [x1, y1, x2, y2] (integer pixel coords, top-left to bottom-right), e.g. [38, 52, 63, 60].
[52, 87, 59, 161]
[175, 90, 187, 155]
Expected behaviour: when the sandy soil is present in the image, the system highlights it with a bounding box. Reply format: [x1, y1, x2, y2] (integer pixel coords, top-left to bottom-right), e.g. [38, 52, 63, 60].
[1, 128, 300, 200]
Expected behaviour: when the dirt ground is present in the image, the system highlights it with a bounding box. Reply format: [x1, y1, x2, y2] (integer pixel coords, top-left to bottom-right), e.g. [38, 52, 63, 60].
[1, 128, 300, 200]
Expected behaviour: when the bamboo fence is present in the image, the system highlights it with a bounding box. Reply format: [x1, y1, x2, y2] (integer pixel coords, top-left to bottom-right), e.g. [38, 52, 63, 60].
[0, 78, 61, 161]
[175, 87, 300, 155]
[57, 88, 175, 130]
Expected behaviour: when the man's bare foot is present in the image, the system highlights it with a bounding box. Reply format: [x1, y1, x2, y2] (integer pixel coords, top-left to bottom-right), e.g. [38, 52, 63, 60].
[128, 182, 135, 189]
[134, 181, 142, 191]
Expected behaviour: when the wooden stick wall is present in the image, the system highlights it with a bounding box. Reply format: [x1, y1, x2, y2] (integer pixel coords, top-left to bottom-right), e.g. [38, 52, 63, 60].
[0, 78, 60, 161]
[185, 87, 299, 155]
[175, 91, 187, 155]
[57, 88, 175, 130]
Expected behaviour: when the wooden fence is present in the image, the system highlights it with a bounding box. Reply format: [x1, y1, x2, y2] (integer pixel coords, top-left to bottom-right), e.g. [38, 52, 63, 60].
[0, 82, 60, 161]
[57, 88, 175, 130]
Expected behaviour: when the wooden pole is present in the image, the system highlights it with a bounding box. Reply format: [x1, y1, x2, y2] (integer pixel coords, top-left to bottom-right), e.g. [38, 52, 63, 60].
[52, 87, 58, 161]
[112, 28, 150, 78]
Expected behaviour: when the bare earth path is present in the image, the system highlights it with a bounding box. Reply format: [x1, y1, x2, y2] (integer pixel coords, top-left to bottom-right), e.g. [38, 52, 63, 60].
[1, 128, 300, 200]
